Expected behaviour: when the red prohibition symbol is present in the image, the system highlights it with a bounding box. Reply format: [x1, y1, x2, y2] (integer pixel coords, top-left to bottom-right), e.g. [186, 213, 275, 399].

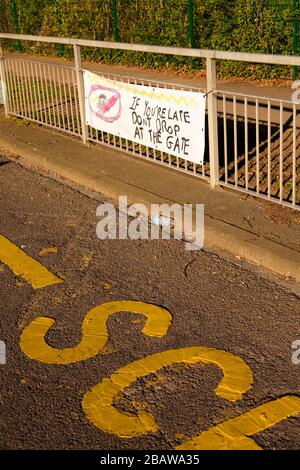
[89, 84, 122, 123]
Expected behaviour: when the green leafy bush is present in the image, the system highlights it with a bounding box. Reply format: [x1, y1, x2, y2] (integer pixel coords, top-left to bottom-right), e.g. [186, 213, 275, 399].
[0, 0, 297, 78]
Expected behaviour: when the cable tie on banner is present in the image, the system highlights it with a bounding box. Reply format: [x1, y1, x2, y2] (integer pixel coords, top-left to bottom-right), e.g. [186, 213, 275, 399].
[203, 89, 215, 97]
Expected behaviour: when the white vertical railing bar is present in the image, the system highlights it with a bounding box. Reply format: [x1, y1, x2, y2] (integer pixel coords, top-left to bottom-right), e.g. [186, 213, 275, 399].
[4, 60, 14, 113]
[25, 60, 34, 120]
[223, 94, 228, 184]
[66, 67, 75, 132]
[61, 66, 70, 131]
[233, 95, 238, 188]
[73, 44, 87, 143]
[47, 64, 56, 128]
[39, 63, 48, 123]
[20, 60, 29, 118]
[293, 104, 297, 206]
[43, 63, 52, 125]
[53, 65, 62, 129]
[206, 57, 219, 188]
[30, 60, 39, 121]
[14, 60, 21, 114]
[56, 63, 64, 129]
[267, 100, 271, 199]
[71, 67, 80, 134]
[15, 60, 25, 116]
[244, 97, 248, 191]
[255, 98, 259, 195]
[279, 101, 283, 202]
[0, 41, 8, 117]
[34, 61, 43, 122]
[7, 60, 16, 114]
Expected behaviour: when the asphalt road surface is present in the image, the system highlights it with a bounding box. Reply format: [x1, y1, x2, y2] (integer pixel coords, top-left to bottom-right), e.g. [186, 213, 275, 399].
[0, 152, 300, 450]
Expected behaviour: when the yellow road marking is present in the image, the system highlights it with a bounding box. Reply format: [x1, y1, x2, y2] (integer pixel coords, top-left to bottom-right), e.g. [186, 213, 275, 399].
[39, 247, 58, 255]
[102, 281, 112, 291]
[0, 234, 63, 289]
[82, 347, 252, 438]
[20, 301, 172, 364]
[81, 252, 94, 270]
[177, 395, 300, 450]
[65, 221, 77, 227]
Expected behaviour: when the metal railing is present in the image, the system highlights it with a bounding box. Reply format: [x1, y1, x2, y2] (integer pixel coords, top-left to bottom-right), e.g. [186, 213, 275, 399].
[0, 33, 299, 209]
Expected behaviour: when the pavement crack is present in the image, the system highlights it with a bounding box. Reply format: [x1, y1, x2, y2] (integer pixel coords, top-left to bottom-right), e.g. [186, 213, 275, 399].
[261, 234, 300, 254]
[184, 256, 199, 277]
[207, 212, 300, 254]
[205, 212, 261, 239]
[243, 217, 254, 229]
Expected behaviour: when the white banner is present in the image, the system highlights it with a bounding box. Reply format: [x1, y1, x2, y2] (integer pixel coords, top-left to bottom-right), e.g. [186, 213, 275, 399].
[84, 70, 206, 164]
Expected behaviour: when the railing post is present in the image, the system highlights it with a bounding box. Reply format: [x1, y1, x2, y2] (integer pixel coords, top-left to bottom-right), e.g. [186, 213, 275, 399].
[0, 41, 9, 117]
[11, 0, 23, 52]
[188, 0, 196, 49]
[293, 0, 299, 80]
[73, 44, 88, 144]
[206, 57, 219, 188]
[188, 0, 197, 69]
[111, 0, 120, 42]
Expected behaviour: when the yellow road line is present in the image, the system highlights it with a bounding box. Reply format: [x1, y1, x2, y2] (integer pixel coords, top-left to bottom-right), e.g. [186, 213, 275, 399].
[82, 347, 253, 438]
[0, 234, 63, 289]
[39, 247, 58, 255]
[177, 395, 300, 450]
[20, 301, 172, 364]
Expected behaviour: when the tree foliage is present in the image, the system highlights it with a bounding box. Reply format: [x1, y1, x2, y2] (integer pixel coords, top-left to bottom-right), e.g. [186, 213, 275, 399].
[0, 0, 297, 78]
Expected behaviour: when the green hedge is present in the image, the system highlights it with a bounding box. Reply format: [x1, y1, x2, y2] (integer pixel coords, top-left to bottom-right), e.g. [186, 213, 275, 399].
[0, 0, 298, 78]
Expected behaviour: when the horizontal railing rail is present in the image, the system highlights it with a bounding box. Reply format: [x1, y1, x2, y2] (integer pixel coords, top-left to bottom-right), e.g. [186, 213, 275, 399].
[1, 33, 300, 66]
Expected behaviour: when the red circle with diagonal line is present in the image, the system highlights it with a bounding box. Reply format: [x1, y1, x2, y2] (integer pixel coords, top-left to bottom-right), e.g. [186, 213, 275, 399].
[89, 84, 121, 123]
